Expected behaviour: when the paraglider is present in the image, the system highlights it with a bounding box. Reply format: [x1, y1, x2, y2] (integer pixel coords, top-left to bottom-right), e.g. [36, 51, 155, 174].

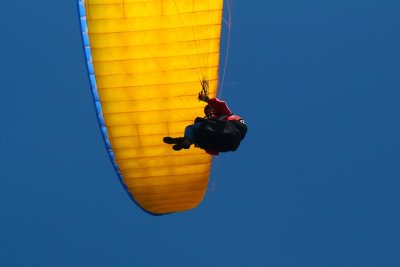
[78, 0, 243, 215]
[163, 81, 247, 155]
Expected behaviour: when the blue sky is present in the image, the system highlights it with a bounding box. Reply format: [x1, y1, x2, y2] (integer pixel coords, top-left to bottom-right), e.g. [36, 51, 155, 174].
[1, 0, 400, 266]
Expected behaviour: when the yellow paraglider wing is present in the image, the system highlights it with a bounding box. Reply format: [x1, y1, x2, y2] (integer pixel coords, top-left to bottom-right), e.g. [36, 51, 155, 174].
[78, 0, 223, 214]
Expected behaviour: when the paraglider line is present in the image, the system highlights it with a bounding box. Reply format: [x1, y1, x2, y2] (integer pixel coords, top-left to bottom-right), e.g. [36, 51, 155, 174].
[218, 0, 232, 98]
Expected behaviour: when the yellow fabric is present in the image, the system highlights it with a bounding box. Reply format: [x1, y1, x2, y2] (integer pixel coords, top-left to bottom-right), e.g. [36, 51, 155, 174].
[85, 0, 223, 214]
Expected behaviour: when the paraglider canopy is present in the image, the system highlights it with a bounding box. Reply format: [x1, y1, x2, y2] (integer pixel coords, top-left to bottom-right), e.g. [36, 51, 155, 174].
[78, 0, 226, 214]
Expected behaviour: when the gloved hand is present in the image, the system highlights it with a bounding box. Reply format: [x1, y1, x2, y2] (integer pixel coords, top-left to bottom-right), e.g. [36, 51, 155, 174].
[198, 92, 209, 102]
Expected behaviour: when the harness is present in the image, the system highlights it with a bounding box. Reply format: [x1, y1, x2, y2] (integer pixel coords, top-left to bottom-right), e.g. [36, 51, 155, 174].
[195, 118, 247, 152]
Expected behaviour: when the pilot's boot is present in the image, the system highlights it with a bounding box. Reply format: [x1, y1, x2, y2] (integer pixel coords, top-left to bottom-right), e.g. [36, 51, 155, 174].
[171, 138, 192, 151]
[163, 137, 184, 144]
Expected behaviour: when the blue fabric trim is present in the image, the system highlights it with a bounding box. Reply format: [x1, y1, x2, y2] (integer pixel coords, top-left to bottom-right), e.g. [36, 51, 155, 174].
[77, 0, 162, 216]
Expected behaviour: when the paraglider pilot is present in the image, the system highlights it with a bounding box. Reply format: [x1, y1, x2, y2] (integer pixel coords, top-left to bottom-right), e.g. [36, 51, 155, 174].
[163, 81, 247, 156]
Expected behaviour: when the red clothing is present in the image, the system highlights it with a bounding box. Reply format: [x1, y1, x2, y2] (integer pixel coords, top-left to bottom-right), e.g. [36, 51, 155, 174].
[205, 98, 242, 156]
[208, 98, 242, 121]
